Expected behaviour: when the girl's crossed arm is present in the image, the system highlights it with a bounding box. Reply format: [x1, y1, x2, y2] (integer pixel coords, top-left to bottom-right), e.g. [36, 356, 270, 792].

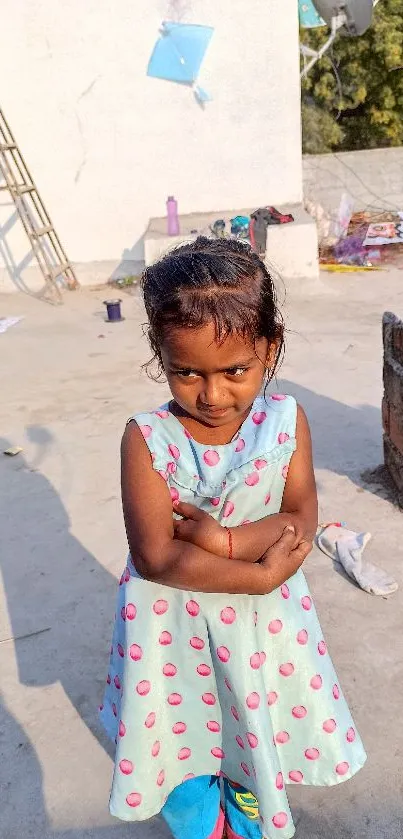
[174, 405, 318, 563]
[121, 422, 310, 596]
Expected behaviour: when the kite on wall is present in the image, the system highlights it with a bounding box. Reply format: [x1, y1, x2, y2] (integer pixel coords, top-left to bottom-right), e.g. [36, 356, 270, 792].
[147, 21, 215, 105]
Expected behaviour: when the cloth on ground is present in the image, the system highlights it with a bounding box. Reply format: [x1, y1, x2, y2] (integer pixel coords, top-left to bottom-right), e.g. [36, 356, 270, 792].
[316, 525, 398, 596]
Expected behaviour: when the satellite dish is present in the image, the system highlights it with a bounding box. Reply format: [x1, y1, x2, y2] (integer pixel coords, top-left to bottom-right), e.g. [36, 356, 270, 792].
[300, 0, 376, 77]
[311, 0, 373, 36]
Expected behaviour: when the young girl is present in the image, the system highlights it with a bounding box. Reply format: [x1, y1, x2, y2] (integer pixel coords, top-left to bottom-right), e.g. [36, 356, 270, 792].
[99, 238, 366, 839]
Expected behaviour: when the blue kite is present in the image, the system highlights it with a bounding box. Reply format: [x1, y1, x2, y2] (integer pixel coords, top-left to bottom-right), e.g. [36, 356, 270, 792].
[147, 21, 214, 104]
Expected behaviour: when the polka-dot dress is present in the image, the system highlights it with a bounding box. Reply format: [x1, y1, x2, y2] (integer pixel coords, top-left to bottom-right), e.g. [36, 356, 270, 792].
[99, 395, 366, 838]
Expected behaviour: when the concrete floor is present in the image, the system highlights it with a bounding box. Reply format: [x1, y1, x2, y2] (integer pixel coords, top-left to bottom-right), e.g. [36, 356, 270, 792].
[1, 270, 403, 839]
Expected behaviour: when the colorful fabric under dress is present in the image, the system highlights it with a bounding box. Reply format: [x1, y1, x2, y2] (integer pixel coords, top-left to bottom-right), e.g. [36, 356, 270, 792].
[100, 394, 366, 839]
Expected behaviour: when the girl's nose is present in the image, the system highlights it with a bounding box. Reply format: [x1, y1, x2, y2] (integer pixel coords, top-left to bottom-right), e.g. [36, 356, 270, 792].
[200, 376, 222, 406]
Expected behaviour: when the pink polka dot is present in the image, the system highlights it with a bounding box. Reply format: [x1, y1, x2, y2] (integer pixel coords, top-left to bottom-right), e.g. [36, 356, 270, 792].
[172, 722, 187, 735]
[159, 631, 172, 646]
[250, 652, 261, 670]
[217, 646, 230, 663]
[236, 735, 245, 750]
[136, 680, 151, 696]
[220, 606, 236, 624]
[272, 812, 288, 829]
[253, 610, 258, 625]
[252, 411, 266, 425]
[168, 443, 180, 460]
[139, 425, 152, 439]
[235, 438, 245, 452]
[305, 748, 320, 761]
[231, 705, 239, 721]
[186, 600, 200, 617]
[333, 684, 340, 700]
[246, 733, 259, 749]
[106, 674, 111, 685]
[126, 602, 137, 620]
[318, 641, 327, 656]
[279, 662, 295, 677]
[178, 747, 191, 761]
[184, 428, 192, 439]
[155, 410, 169, 419]
[163, 663, 177, 677]
[112, 703, 117, 717]
[211, 747, 225, 759]
[153, 599, 169, 616]
[170, 487, 180, 503]
[271, 394, 287, 401]
[278, 432, 290, 444]
[145, 712, 156, 729]
[347, 727, 356, 743]
[119, 759, 133, 775]
[310, 674, 323, 690]
[126, 792, 142, 808]
[336, 761, 349, 776]
[241, 762, 251, 776]
[323, 719, 337, 733]
[223, 501, 235, 518]
[289, 770, 303, 783]
[275, 731, 290, 745]
[264, 493, 271, 505]
[190, 636, 205, 650]
[268, 619, 283, 635]
[224, 678, 233, 692]
[254, 458, 267, 470]
[129, 644, 143, 662]
[124, 568, 130, 583]
[207, 721, 221, 733]
[202, 693, 216, 706]
[292, 705, 307, 719]
[197, 664, 212, 677]
[167, 461, 177, 475]
[121, 606, 126, 621]
[281, 583, 290, 599]
[117, 644, 124, 658]
[282, 465, 289, 480]
[183, 772, 195, 782]
[267, 691, 278, 706]
[276, 772, 284, 790]
[301, 596, 312, 611]
[119, 721, 126, 737]
[157, 770, 165, 787]
[114, 675, 121, 690]
[168, 693, 182, 706]
[204, 450, 220, 466]
[158, 470, 168, 482]
[151, 741, 161, 757]
[246, 692, 260, 710]
[259, 651, 266, 665]
[245, 472, 259, 487]
[297, 629, 308, 645]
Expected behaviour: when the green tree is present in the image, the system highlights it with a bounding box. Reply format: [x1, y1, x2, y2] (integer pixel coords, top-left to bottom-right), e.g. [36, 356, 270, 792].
[301, 0, 403, 152]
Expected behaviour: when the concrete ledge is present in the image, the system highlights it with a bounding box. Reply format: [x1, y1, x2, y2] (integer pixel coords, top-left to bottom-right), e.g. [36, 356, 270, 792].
[144, 205, 319, 280]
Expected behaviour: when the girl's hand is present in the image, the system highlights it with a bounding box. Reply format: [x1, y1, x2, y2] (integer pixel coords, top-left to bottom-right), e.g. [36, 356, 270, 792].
[173, 502, 228, 557]
[261, 526, 312, 590]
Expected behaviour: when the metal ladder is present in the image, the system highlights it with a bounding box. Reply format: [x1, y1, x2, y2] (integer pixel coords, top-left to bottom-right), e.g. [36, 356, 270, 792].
[0, 107, 79, 301]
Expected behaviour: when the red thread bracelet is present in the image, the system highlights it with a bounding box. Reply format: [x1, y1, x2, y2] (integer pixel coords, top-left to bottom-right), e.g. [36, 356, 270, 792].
[225, 527, 233, 561]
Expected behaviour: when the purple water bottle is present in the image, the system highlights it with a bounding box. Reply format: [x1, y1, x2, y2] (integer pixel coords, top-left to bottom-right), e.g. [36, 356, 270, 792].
[167, 195, 180, 236]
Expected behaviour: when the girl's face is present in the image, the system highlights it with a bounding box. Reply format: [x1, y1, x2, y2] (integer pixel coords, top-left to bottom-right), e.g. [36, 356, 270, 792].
[160, 322, 272, 428]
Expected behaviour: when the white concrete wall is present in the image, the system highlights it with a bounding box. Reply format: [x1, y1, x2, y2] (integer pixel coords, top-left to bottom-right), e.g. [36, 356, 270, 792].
[303, 148, 403, 217]
[0, 0, 303, 293]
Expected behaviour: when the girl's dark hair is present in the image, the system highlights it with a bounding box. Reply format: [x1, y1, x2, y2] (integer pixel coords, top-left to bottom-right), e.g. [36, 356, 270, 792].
[141, 236, 284, 380]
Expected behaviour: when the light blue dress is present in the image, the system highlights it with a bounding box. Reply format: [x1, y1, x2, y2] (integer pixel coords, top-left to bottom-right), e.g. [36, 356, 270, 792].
[100, 394, 366, 839]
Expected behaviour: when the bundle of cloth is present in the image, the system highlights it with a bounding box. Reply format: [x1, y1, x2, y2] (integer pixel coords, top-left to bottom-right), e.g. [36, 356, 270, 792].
[316, 523, 398, 596]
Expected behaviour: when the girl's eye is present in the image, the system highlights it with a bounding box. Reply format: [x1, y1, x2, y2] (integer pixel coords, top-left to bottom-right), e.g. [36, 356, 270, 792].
[176, 370, 199, 378]
[227, 367, 248, 377]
